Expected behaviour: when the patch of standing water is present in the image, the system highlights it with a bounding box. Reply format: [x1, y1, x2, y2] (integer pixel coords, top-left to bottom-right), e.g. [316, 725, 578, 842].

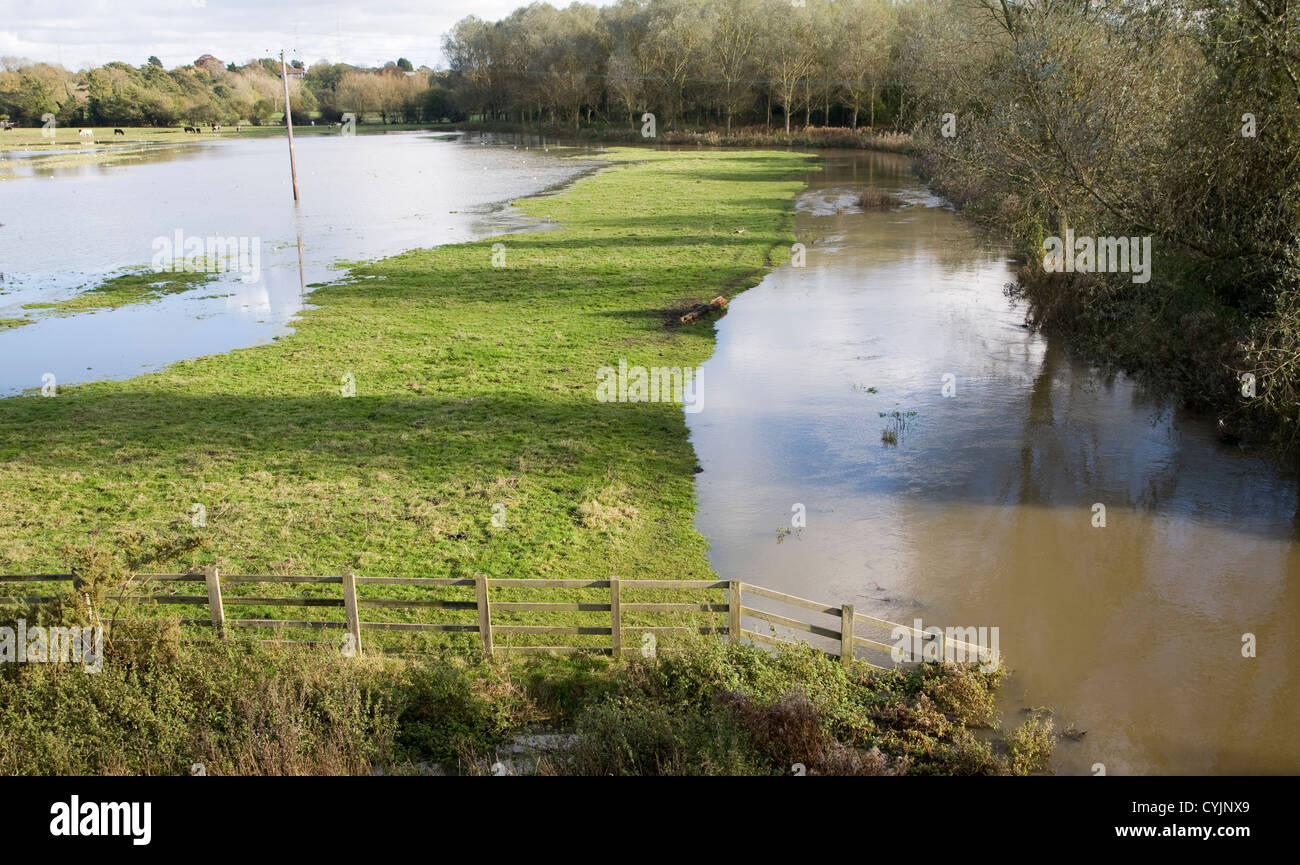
[0, 131, 600, 394]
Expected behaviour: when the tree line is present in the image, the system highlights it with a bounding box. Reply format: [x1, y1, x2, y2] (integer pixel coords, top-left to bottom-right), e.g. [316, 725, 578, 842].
[903, 0, 1299, 445]
[0, 55, 459, 127]
[442, 0, 902, 133]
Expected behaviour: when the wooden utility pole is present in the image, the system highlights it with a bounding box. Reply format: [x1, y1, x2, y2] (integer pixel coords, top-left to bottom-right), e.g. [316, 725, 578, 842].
[280, 50, 300, 203]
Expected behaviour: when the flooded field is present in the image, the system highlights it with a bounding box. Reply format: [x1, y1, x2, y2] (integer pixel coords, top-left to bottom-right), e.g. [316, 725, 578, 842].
[0, 131, 595, 394]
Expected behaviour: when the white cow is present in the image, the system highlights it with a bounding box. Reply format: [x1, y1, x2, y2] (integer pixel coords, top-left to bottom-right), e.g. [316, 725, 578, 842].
[78, 128, 94, 142]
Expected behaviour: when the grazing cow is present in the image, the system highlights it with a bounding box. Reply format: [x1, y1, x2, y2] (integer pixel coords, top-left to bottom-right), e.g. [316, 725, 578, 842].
[78, 128, 94, 142]
[113, 128, 125, 136]
[211, 124, 220, 132]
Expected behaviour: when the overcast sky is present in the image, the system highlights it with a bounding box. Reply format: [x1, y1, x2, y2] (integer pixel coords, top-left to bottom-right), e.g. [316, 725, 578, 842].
[1, 0, 598, 71]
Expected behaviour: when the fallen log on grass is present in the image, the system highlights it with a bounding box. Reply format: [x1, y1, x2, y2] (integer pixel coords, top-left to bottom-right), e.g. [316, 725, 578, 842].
[679, 295, 728, 324]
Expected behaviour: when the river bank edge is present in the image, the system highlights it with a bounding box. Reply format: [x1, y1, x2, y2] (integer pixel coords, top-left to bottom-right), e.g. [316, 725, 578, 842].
[0, 146, 1050, 775]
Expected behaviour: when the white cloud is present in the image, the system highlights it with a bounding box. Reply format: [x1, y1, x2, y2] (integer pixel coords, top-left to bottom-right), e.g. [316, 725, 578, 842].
[1, 0, 595, 70]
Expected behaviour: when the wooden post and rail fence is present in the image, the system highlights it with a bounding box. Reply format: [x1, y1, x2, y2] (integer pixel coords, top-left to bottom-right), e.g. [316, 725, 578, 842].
[0, 570, 986, 668]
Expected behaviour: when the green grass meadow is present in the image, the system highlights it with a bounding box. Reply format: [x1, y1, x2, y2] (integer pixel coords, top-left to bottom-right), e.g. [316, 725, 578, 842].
[0, 147, 1052, 776]
[0, 148, 815, 646]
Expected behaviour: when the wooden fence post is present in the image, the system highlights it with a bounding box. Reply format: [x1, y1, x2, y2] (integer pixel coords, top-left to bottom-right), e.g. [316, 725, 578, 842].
[204, 566, 225, 639]
[610, 577, 622, 658]
[475, 575, 494, 658]
[728, 581, 741, 643]
[840, 603, 854, 668]
[342, 571, 363, 658]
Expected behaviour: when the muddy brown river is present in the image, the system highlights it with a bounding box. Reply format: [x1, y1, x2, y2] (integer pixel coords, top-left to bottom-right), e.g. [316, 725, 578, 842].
[687, 150, 1300, 775]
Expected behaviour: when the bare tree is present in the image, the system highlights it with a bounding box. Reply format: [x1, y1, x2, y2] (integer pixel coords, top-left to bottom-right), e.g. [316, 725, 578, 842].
[837, 0, 897, 129]
[759, 0, 817, 134]
[703, 0, 759, 134]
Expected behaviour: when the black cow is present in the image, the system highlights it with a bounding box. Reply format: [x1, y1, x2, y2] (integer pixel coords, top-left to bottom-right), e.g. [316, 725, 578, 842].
[113, 128, 125, 136]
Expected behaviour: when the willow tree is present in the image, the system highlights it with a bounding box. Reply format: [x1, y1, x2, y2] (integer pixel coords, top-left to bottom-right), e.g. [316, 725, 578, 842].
[837, 0, 897, 128]
[759, 0, 817, 133]
[606, 43, 644, 129]
[442, 16, 505, 122]
[643, 0, 709, 129]
[704, 0, 760, 134]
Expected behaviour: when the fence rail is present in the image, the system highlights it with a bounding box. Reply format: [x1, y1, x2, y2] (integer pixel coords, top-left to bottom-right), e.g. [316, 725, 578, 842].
[0, 570, 989, 668]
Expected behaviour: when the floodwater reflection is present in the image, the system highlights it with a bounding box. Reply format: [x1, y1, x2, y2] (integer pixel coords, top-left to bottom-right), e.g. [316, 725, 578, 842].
[0, 132, 597, 394]
[688, 150, 1300, 775]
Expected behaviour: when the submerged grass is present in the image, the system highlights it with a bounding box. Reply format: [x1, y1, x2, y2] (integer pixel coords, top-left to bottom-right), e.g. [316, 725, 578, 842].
[857, 188, 905, 209]
[0, 124, 456, 177]
[22, 268, 219, 316]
